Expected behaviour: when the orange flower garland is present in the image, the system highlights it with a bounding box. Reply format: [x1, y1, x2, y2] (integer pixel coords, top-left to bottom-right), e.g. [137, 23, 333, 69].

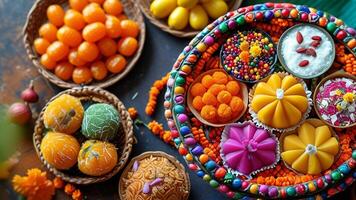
[53, 177, 64, 189]
[12, 168, 55, 200]
[145, 73, 170, 116]
[128, 107, 138, 120]
[333, 43, 356, 74]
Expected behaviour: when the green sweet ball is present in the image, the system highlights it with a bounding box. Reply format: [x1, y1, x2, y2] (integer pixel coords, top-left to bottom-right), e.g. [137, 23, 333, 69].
[81, 103, 121, 140]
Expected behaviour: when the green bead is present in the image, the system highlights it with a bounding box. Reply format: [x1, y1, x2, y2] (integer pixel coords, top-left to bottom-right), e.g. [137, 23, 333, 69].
[219, 22, 229, 33]
[236, 16, 245, 25]
[331, 171, 341, 180]
[326, 22, 337, 33]
[286, 187, 296, 196]
[175, 76, 185, 85]
[209, 179, 219, 188]
[170, 70, 177, 77]
[233, 192, 244, 199]
[223, 173, 234, 185]
[203, 174, 211, 181]
[352, 150, 356, 160]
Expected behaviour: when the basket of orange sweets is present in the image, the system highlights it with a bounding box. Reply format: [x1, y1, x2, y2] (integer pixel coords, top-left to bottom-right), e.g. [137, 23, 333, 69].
[24, 0, 145, 88]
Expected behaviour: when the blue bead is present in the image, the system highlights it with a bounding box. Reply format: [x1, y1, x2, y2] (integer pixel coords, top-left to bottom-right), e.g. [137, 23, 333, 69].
[205, 160, 216, 171]
[197, 170, 205, 177]
[254, 4, 262, 10]
[338, 164, 350, 174]
[317, 10, 324, 17]
[174, 105, 184, 113]
[180, 126, 190, 135]
[191, 145, 203, 155]
[264, 10, 274, 21]
[353, 171, 356, 178]
[297, 5, 310, 13]
[174, 138, 181, 145]
[232, 178, 242, 189]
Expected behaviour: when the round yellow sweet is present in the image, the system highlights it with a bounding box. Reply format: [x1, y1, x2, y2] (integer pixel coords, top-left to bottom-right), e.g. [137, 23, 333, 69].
[78, 140, 117, 176]
[43, 94, 84, 134]
[41, 131, 80, 170]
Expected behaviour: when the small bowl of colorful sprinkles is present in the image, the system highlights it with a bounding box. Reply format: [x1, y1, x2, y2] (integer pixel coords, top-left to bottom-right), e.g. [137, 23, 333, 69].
[277, 23, 336, 79]
[313, 71, 356, 128]
[220, 28, 277, 83]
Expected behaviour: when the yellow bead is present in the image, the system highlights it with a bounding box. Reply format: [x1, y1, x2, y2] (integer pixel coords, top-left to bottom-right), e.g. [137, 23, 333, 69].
[290, 9, 298, 18]
[308, 182, 316, 192]
[181, 65, 191, 74]
[249, 184, 259, 194]
[186, 154, 193, 161]
[175, 86, 185, 94]
[310, 7, 317, 13]
[335, 19, 344, 26]
[197, 43, 207, 52]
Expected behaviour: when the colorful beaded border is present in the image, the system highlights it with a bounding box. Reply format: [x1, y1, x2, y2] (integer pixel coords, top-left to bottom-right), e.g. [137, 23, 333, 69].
[163, 3, 356, 199]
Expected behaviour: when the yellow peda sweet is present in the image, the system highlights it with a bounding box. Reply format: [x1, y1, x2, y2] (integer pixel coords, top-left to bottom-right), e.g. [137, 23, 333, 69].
[251, 74, 309, 129]
[40, 131, 80, 170]
[43, 94, 84, 134]
[78, 140, 117, 176]
[281, 120, 339, 174]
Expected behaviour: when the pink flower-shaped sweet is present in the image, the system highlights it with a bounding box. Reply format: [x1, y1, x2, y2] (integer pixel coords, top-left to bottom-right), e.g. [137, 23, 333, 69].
[221, 122, 279, 177]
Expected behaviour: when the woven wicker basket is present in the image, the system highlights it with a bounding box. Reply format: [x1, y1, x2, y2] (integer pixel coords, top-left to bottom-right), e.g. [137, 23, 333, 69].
[23, 0, 146, 88]
[33, 87, 134, 184]
[118, 151, 191, 200]
[138, 0, 243, 38]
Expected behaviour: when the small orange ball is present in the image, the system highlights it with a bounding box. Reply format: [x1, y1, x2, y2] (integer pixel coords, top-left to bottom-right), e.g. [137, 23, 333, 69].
[69, 0, 88, 11]
[88, 0, 105, 4]
[190, 83, 206, 97]
[40, 53, 57, 70]
[217, 91, 232, 104]
[39, 23, 58, 42]
[82, 3, 106, 23]
[64, 9, 86, 30]
[105, 15, 122, 38]
[217, 104, 232, 120]
[103, 0, 123, 15]
[46, 41, 69, 62]
[192, 96, 204, 111]
[98, 37, 117, 57]
[117, 37, 138, 57]
[106, 54, 126, 73]
[55, 62, 74, 81]
[90, 61, 108, 80]
[72, 67, 93, 84]
[230, 96, 244, 114]
[68, 49, 87, 67]
[200, 105, 217, 121]
[202, 92, 218, 106]
[34, 38, 50, 55]
[212, 71, 228, 84]
[57, 26, 83, 47]
[120, 19, 139, 38]
[201, 75, 215, 88]
[208, 84, 225, 96]
[77, 41, 99, 62]
[82, 22, 106, 42]
[226, 81, 240, 96]
[47, 5, 65, 27]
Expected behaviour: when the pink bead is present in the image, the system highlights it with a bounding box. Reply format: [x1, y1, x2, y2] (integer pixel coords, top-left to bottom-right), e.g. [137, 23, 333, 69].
[226, 191, 235, 198]
[301, 13, 309, 21]
[189, 164, 198, 171]
[219, 185, 229, 193]
[171, 130, 179, 138]
[296, 185, 305, 194]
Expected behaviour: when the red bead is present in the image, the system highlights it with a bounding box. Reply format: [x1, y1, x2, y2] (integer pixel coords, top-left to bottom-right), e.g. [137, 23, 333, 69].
[265, 2, 274, 7]
[255, 12, 264, 20]
[171, 130, 179, 138]
[348, 160, 355, 168]
[241, 181, 249, 190]
[179, 147, 188, 155]
[296, 185, 305, 194]
[238, 8, 246, 13]
[317, 178, 324, 188]
[280, 189, 287, 198]
[218, 185, 229, 193]
[188, 164, 198, 171]
[301, 13, 309, 21]
[226, 191, 235, 198]
[215, 167, 227, 179]
[336, 30, 347, 40]
[275, 4, 283, 8]
[281, 9, 290, 17]
[246, 5, 254, 12]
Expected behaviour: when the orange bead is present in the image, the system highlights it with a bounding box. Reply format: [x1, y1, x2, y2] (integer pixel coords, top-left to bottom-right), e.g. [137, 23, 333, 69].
[82, 3, 106, 23]
[199, 154, 209, 164]
[68, 49, 87, 67]
[106, 54, 126, 73]
[77, 41, 99, 62]
[69, 0, 88, 11]
[192, 96, 204, 111]
[64, 9, 86, 30]
[90, 61, 108, 80]
[105, 15, 122, 38]
[82, 22, 106, 42]
[88, 0, 104, 4]
[34, 38, 50, 55]
[47, 5, 65, 27]
[98, 37, 117, 57]
[55, 62, 74, 81]
[207, 84, 225, 96]
[212, 71, 228, 84]
[39, 23, 58, 42]
[202, 92, 218, 106]
[230, 96, 244, 113]
[120, 19, 139, 38]
[72, 67, 93, 84]
[217, 103, 232, 120]
[117, 37, 138, 57]
[40, 53, 56, 70]
[200, 105, 217, 121]
[226, 81, 240, 96]
[46, 41, 69, 61]
[190, 83, 206, 97]
[103, 0, 123, 15]
[217, 91, 232, 104]
[201, 75, 215, 88]
[57, 26, 82, 47]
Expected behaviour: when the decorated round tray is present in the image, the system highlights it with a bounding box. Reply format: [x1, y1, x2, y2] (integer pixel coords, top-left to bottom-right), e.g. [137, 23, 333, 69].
[163, 3, 356, 199]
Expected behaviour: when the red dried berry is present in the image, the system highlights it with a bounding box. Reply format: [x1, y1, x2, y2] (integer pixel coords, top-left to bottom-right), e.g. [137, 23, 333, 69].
[296, 31, 303, 44]
[296, 47, 307, 53]
[312, 36, 322, 41]
[305, 48, 317, 57]
[299, 60, 309, 67]
[311, 41, 320, 48]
